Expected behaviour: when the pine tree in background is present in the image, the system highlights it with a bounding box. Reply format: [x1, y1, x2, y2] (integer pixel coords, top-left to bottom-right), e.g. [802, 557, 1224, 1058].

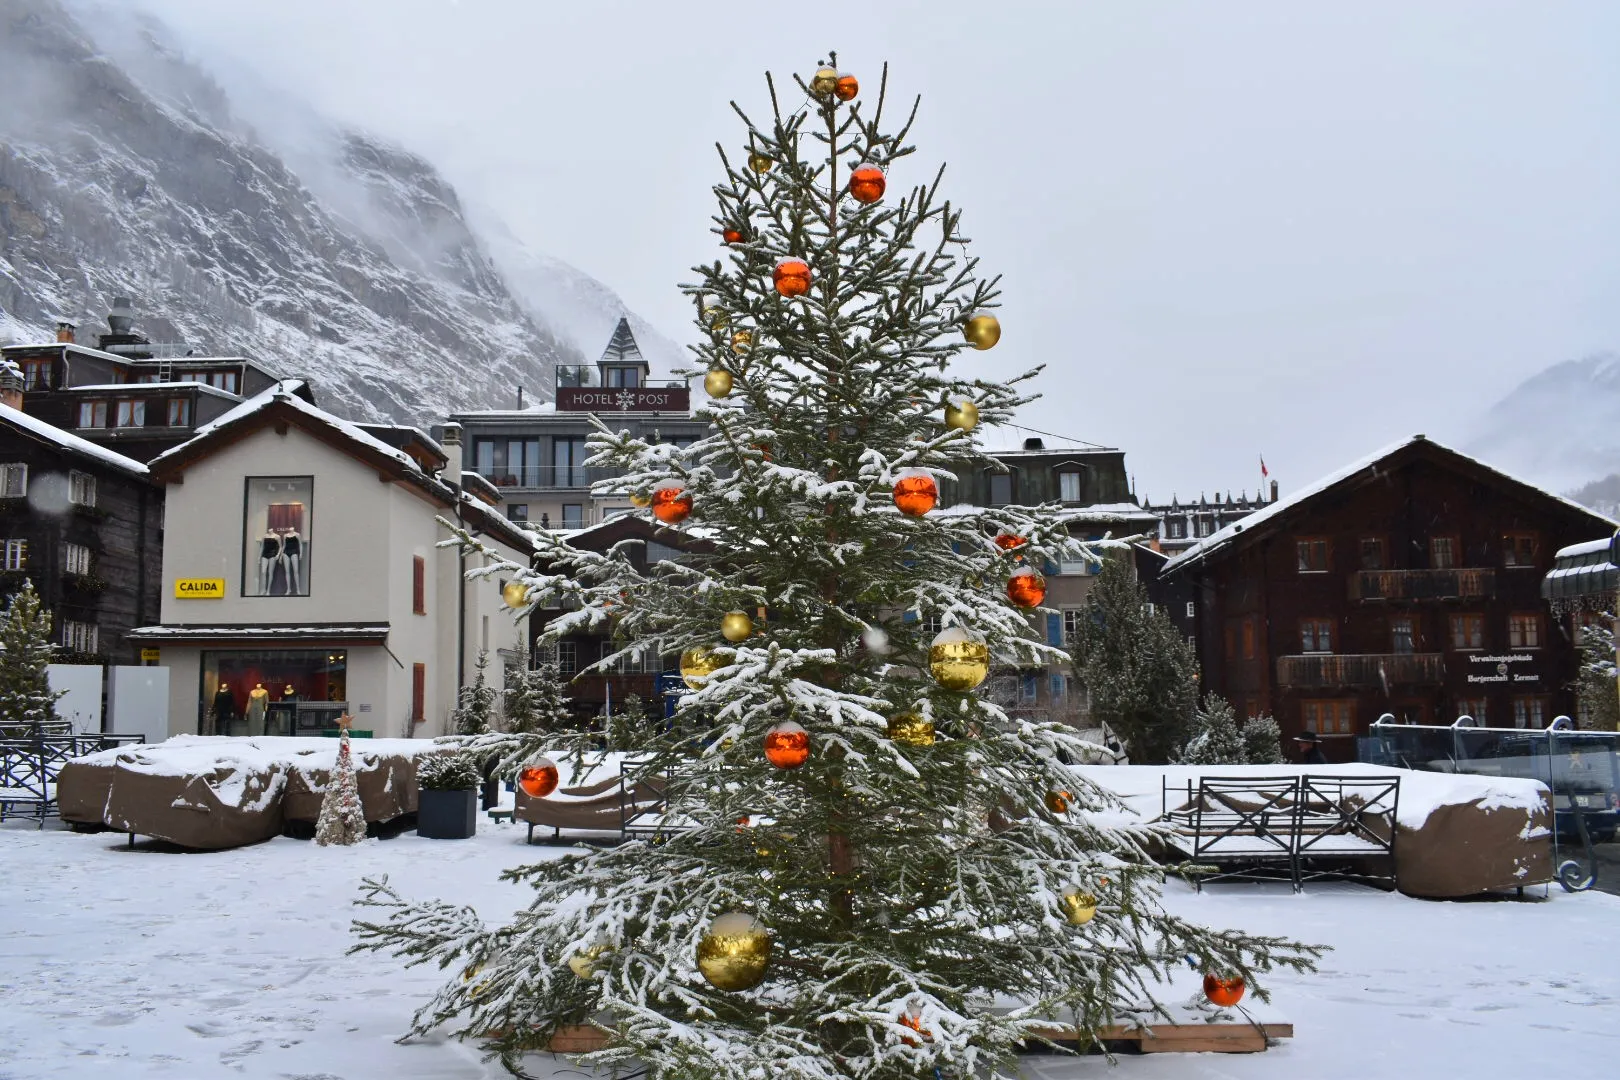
[607, 691, 650, 752]
[1178, 693, 1245, 765]
[1068, 557, 1199, 764]
[1574, 614, 1618, 731]
[0, 581, 64, 734]
[452, 650, 497, 736]
[355, 55, 1321, 1079]
[1242, 712, 1285, 764]
[316, 723, 366, 847]
[503, 659, 574, 737]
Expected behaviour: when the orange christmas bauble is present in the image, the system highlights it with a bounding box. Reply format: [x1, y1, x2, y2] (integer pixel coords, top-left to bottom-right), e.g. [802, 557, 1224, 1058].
[722, 227, 744, 245]
[1007, 567, 1047, 608]
[1045, 790, 1071, 814]
[651, 482, 693, 525]
[1203, 974, 1246, 1007]
[773, 258, 811, 298]
[899, 1011, 930, 1047]
[763, 720, 810, 769]
[892, 472, 938, 517]
[834, 72, 859, 101]
[993, 532, 1028, 551]
[518, 759, 559, 799]
[848, 164, 885, 204]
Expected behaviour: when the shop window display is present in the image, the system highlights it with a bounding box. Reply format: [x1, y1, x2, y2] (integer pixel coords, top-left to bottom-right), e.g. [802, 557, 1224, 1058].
[202, 649, 346, 735]
[244, 477, 312, 596]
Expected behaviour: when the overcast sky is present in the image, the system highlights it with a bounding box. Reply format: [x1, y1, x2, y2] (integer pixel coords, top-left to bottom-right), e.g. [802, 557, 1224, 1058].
[124, 1, 1619, 501]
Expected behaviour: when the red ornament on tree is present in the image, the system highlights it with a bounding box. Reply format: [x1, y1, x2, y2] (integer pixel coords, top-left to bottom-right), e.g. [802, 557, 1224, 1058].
[772, 258, 812, 297]
[1203, 974, 1246, 1007]
[1006, 566, 1047, 608]
[993, 532, 1027, 551]
[834, 71, 859, 101]
[892, 472, 938, 517]
[519, 758, 559, 799]
[651, 481, 693, 525]
[722, 227, 744, 245]
[763, 720, 810, 769]
[848, 163, 885, 204]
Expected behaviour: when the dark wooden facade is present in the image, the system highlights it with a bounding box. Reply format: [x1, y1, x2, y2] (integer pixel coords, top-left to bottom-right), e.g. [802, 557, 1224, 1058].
[0, 415, 164, 665]
[1167, 436, 1615, 761]
[941, 440, 1132, 509]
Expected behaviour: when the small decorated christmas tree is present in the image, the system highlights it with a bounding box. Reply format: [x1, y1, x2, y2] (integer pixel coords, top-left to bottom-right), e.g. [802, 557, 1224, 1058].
[0, 580, 64, 735]
[316, 716, 366, 847]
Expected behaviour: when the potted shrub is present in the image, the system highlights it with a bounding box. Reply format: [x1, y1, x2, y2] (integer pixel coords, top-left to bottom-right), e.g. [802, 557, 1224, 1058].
[416, 751, 479, 839]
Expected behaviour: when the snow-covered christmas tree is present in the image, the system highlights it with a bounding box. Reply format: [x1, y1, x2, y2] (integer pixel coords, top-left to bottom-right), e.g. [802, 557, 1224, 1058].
[0, 580, 64, 735]
[353, 55, 1321, 1077]
[451, 650, 498, 736]
[502, 655, 573, 736]
[316, 716, 366, 847]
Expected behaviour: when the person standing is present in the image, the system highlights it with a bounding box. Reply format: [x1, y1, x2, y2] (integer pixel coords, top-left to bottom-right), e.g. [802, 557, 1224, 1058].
[1293, 730, 1328, 765]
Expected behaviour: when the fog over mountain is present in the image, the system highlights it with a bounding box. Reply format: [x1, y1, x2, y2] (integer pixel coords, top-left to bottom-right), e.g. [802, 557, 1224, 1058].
[1464, 351, 1620, 502]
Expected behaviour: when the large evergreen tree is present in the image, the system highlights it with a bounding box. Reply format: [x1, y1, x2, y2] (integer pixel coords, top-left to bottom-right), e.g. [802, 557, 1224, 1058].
[357, 56, 1320, 1078]
[1068, 556, 1199, 764]
[0, 581, 63, 734]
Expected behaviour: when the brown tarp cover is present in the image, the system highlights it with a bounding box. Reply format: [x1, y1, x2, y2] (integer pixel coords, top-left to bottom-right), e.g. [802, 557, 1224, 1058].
[516, 775, 668, 834]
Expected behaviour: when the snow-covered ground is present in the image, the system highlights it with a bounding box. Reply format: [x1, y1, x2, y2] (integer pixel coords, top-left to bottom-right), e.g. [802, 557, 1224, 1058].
[3, 816, 1618, 1079]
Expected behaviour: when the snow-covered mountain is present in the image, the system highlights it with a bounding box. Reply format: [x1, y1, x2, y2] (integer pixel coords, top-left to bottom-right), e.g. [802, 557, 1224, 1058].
[0, 0, 678, 425]
[1465, 351, 1620, 498]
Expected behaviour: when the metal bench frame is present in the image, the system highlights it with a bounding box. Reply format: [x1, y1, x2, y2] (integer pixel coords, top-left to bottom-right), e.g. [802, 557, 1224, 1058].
[0, 730, 146, 827]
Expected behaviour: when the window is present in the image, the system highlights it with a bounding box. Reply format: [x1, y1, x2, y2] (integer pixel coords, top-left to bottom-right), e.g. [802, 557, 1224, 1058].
[61, 620, 98, 654]
[412, 556, 426, 615]
[63, 543, 91, 575]
[1059, 552, 1099, 576]
[1195, 517, 1213, 537]
[1241, 618, 1256, 660]
[606, 366, 641, 388]
[1574, 611, 1612, 647]
[0, 463, 25, 497]
[20, 359, 50, 390]
[1450, 613, 1484, 650]
[1185, 601, 1195, 618]
[1062, 609, 1086, 645]
[561, 503, 584, 528]
[243, 476, 312, 596]
[181, 370, 238, 393]
[1165, 519, 1186, 539]
[167, 398, 191, 427]
[1430, 536, 1456, 570]
[507, 503, 529, 522]
[1302, 699, 1355, 735]
[1502, 532, 1539, 568]
[1050, 674, 1066, 702]
[1359, 537, 1385, 571]
[114, 399, 145, 427]
[1058, 472, 1082, 502]
[556, 640, 578, 676]
[988, 473, 1013, 507]
[1456, 697, 1487, 724]
[1508, 613, 1542, 649]
[1300, 618, 1333, 653]
[1021, 674, 1038, 703]
[77, 400, 108, 428]
[1390, 616, 1414, 654]
[1297, 538, 1329, 572]
[554, 437, 589, 487]
[68, 471, 95, 507]
[2, 539, 25, 570]
[411, 663, 426, 725]
[1512, 696, 1546, 730]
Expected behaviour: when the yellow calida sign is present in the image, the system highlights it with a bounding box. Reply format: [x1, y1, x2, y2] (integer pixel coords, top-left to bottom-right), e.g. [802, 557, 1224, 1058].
[174, 578, 226, 599]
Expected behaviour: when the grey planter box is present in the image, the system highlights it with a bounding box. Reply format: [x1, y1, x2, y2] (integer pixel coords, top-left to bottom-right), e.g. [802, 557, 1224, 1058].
[417, 788, 477, 839]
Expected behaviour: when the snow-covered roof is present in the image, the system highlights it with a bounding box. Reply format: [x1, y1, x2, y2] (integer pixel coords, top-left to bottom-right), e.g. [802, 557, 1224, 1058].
[66, 381, 243, 401]
[1164, 434, 1620, 574]
[974, 424, 1118, 456]
[128, 624, 391, 642]
[0, 403, 149, 478]
[1554, 537, 1614, 560]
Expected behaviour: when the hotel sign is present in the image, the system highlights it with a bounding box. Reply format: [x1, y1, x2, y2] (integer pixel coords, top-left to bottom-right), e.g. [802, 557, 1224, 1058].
[1466, 653, 1540, 685]
[174, 578, 226, 599]
[557, 386, 690, 413]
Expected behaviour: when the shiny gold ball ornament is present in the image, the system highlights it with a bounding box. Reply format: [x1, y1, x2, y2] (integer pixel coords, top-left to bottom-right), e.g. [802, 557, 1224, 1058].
[929, 626, 990, 691]
[810, 65, 839, 98]
[763, 719, 810, 769]
[886, 712, 935, 748]
[501, 580, 529, 609]
[963, 311, 1002, 351]
[834, 71, 859, 101]
[704, 368, 733, 399]
[567, 943, 611, 980]
[720, 610, 754, 643]
[629, 491, 652, 508]
[696, 912, 772, 992]
[1060, 887, 1098, 926]
[747, 150, 772, 174]
[702, 305, 728, 330]
[680, 645, 728, 689]
[730, 329, 753, 354]
[944, 398, 979, 432]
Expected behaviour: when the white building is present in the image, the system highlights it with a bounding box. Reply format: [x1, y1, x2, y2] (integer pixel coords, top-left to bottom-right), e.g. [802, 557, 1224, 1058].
[131, 381, 533, 738]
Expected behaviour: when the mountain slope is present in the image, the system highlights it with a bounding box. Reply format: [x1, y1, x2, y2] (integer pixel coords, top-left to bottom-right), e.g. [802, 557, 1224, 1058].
[1465, 351, 1620, 495]
[0, 0, 603, 425]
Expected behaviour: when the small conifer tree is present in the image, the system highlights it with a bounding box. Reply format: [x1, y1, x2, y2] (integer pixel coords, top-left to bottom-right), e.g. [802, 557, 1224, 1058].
[0, 581, 64, 734]
[1179, 692, 1246, 765]
[1242, 712, 1286, 764]
[452, 650, 498, 737]
[606, 691, 650, 752]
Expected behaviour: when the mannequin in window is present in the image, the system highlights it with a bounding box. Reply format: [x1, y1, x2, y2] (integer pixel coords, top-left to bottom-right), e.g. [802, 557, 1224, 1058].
[281, 527, 304, 594]
[246, 683, 269, 736]
[257, 530, 282, 594]
[281, 684, 299, 703]
[212, 682, 237, 735]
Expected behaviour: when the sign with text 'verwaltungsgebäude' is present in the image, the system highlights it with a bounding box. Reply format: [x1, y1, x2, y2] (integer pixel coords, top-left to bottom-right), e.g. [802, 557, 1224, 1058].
[1465, 653, 1540, 684]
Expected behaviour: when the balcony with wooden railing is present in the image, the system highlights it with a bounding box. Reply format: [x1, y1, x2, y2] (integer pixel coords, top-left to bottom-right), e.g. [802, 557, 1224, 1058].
[1276, 652, 1445, 689]
[1348, 568, 1495, 603]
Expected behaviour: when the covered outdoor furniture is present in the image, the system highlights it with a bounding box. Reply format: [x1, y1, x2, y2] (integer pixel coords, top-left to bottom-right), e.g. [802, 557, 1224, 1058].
[516, 768, 672, 844]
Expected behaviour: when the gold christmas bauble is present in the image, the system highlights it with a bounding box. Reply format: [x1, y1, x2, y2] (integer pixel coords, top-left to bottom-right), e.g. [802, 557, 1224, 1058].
[886, 712, 935, 747]
[720, 610, 754, 642]
[944, 399, 979, 432]
[501, 580, 529, 609]
[730, 329, 753, 354]
[963, 312, 1001, 351]
[928, 627, 990, 691]
[1060, 887, 1098, 926]
[704, 368, 733, 398]
[747, 150, 772, 174]
[810, 66, 839, 98]
[680, 645, 728, 689]
[568, 943, 611, 980]
[697, 912, 771, 991]
[702, 305, 729, 330]
[630, 491, 652, 508]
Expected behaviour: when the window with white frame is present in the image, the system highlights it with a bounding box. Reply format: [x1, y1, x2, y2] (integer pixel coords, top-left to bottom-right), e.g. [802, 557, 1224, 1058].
[1062, 608, 1086, 645]
[114, 399, 145, 427]
[2, 539, 26, 570]
[69, 471, 96, 507]
[1058, 472, 1082, 502]
[0, 463, 25, 498]
[61, 620, 98, 654]
[556, 640, 578, 676]
[77, 400, 108, 428]
[63, 543, 91, 575]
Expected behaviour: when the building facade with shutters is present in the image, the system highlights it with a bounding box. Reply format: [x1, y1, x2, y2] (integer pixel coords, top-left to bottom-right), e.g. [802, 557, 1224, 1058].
[1163, 435, 1616, 760]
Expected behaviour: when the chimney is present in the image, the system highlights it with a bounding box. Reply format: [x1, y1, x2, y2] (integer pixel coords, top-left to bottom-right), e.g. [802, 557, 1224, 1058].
[1022, 437, 1044, 451]
[517, 385, 525, 410]
[1270, 478, 1279, 503]
[55, 321, 76, 344]
[107, 296, 135, 335]
[0, 363, 22, 410]
[441, 422, 464, 486]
